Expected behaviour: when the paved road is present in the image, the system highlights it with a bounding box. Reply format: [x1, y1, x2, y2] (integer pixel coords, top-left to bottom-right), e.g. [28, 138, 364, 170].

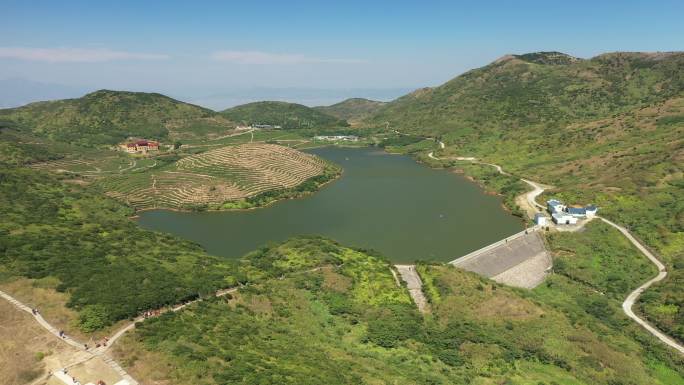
[600, 217, 684, 354]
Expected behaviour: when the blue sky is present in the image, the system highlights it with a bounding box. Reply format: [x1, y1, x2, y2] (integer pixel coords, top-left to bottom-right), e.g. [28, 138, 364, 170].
[0, 0, 682, 107]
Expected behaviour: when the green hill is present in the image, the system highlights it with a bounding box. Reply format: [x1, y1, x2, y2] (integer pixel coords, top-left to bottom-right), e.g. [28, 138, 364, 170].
[0, 90, 235, 146]
[367, 51, 684, 134]
[113, 236, 683, 385]
[220, 101, 349, 129]
[314, 98, 386, 123]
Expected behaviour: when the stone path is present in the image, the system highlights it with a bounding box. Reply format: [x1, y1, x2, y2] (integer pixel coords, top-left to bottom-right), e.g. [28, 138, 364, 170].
[395, 265, 430, 313]
[0, 290, 137, 385]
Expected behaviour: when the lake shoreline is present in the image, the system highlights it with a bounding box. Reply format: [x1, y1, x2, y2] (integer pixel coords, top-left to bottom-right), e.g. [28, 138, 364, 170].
[137, 146, 523, 263]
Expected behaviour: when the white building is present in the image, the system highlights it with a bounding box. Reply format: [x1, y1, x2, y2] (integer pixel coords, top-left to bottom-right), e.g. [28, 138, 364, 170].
[314, 135, 359, 142]
[552, 212, 578, 225]
[534, 213, 547, 226]
[547, 199, 566, 213]
[547, 198, 598, 223]
[253, 124, 282, 129]
[585, 205, 598, 218]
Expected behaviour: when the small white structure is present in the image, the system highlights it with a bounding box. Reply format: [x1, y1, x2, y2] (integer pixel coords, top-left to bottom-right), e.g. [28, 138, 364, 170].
[547, 199, 566, 213]
[534, 213, 547, 226]
[585, 205, 598, 218]
[552, 212, 578, 225]
[314, 135, 359, 142]
[252, 124, 282, 129]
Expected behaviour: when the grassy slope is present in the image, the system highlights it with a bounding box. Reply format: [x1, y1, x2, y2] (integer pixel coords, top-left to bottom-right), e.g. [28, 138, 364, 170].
[367, 52, 683, 134]
[0, 90, 234, 146]
[221, 101, 349, 129]
[368, 51, 684, 342]
[0, 127, 72, 165]
[314, 98, 387, 123]
[113, 237, 683, 385]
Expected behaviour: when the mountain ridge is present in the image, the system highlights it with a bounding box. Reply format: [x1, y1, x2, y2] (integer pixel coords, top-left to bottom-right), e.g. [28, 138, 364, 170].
[0, 89, 235, 146]
[220, 100, 348, 129]
[365, 50, 684, 133]
[314, 97, 386, 123]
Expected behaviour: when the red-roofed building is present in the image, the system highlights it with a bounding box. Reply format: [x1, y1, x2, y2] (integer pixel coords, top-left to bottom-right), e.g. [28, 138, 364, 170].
[119, 139, 160, 153]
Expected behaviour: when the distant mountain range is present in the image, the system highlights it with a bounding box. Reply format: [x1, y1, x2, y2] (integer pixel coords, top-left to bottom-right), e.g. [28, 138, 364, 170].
[2, 51, 681, 149]
[186, 87, 410, 110]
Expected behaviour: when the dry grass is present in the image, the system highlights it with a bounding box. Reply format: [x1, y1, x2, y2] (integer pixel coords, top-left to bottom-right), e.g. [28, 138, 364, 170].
[321, 269, 352, 293]
[0, 278, 124, 342]
[67, 357, 121, 385]
[0, 301, 80, 385]
[111, 334, 184, 385]
[475, 294, 544, 320]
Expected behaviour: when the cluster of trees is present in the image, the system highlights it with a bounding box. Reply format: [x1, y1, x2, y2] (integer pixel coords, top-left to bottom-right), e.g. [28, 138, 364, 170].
[0, 166, 236, 329]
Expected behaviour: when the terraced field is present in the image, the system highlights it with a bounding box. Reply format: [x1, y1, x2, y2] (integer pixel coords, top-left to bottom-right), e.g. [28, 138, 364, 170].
[97, 143, 330, 210]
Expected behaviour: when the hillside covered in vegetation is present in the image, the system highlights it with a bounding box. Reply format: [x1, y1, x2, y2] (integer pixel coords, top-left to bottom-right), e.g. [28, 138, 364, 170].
[110, 236, 683, 385]
[314, 98, 386, 123]
[375, 51, 684, 346]
[221, 101, 349, 129]
[0, 90, 235, 146]
[0, 166, 237, 330]
[367, 51, 683, 134]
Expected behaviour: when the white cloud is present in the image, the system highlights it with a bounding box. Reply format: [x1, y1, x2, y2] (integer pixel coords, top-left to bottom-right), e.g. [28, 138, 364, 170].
[0, 47, 169, 62]
[211, 50, 365, 65]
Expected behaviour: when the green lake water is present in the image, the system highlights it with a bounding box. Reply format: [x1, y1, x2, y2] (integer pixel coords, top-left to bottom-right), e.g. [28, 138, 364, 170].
[137, 146, 523, 263]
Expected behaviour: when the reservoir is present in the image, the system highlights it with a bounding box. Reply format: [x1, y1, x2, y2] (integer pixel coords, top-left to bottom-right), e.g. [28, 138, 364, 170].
[137, 146, 522, 263]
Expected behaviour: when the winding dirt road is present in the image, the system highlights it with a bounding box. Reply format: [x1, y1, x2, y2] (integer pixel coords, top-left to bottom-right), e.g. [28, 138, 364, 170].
[600, 217, 684, 354]
[429, 142, 684, 355]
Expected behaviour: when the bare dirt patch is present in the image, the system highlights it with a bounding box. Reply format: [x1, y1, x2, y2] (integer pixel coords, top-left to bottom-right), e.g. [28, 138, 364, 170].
[111, 334, 180, 385]
[0, 301, 80, 385]
[321, 269, 352, 293]
[0, 278, 123, 342]
[475, 294, 544, 320]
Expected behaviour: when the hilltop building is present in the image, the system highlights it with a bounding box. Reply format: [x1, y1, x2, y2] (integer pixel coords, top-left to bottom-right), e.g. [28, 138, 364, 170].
[119, 140, 159, 154]
[547, 199, 598, 225]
